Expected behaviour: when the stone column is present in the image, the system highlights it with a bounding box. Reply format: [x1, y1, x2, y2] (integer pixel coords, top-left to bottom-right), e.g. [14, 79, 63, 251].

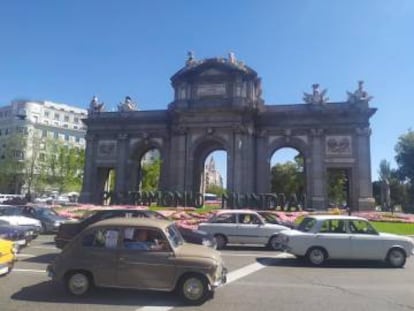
[169, 127, 188, 192]
[356, 127, 375, 210]
[231, 127, 244, 193]
[309, 128, 326, 210]
[79, 134, 96, 203]
[255, 131, 269, 193]
[114, 133, 128, 203]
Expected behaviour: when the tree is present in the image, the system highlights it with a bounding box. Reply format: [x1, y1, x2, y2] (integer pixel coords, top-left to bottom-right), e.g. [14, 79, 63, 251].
[270, 160, 304, 196]
[395, 130, 414, 182]
[141, 159, 160, 191]
[41, 142, 85, 193]
[206, 184, 226, 196]
[327, 169, 347, 207]
[395, 130, 414, 211]
[0, 133, 27, 193]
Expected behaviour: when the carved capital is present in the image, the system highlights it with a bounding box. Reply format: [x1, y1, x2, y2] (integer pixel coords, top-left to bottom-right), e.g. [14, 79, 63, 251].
[117, 133, 128, 141]
[310, 128, 324, 136]
[172, 126, 188, 135]
[356, 127, 371, 136]
[85, 134, 95, 142]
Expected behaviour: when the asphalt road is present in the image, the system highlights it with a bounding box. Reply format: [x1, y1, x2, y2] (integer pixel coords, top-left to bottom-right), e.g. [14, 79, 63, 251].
[1, 235, 414, 311]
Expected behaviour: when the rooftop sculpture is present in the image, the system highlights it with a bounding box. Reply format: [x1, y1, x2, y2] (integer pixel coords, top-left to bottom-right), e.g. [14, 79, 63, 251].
[118, 96, 137, 112]
[88, 96, 105, 114]
[347, 80, 373, 103]
[303, 84, 329, 104]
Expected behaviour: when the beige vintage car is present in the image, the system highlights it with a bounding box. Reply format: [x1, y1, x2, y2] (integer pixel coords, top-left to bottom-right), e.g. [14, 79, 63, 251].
[47, 218, 227, 304]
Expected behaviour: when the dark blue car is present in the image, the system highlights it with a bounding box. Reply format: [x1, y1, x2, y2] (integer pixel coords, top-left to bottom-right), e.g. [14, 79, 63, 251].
[0, 219, 33, 251]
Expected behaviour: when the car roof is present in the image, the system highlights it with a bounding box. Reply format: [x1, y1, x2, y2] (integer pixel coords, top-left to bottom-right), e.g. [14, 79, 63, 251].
[215, 209, 261, 215]
[304, 215, 368, 221]
[87, 217, 172, 230]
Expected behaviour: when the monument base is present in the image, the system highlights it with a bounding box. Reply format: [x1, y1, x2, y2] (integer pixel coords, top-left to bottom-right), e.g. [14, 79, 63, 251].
[357, 197, 376, 211]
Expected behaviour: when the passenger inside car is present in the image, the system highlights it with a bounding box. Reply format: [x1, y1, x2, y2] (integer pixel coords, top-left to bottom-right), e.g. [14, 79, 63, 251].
[123, 228, 168, 251]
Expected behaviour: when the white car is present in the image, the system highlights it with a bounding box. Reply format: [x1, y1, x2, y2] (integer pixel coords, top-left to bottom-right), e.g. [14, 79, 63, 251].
[278, 215, 414, 267]
[198, 210, 290, 249]
[0, 215, 42, 234]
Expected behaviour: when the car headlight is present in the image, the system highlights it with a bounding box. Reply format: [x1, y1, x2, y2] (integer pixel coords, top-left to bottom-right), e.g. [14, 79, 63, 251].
[202, 238, 213, 247]
[54, 221, 61, 227]
[12, 243, 19, 254]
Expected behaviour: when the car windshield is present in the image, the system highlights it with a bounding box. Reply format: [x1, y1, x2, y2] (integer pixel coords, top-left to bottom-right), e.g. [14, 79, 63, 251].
[36, 208, 59, 217]
[260, 212, 280, 224]
[166, 224, 184, 248]
[296, 217, 317, 232]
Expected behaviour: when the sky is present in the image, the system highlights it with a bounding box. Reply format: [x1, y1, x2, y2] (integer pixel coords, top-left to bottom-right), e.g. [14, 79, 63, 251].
[1, 0, 413, 183]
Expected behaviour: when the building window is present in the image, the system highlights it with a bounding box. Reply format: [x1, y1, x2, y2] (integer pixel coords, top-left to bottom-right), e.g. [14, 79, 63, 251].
[64, 115, 69, 122]
[5, 128, 9, 135]
[33, 116, 39, 123]
[65, 134, 69, 141]
[73, 125, 78, 129]
[63, 124, 68, 128]
[54, 113, 60, 120]
[44, 120, 49, 125]
[74, 117, 79, 123]
[42, 130, 47, 138]
[75, 137, 80, 143]
[13, 150, 24, 160]
[54, 121, 59, 126]
[54, 132, 58, 139]
[39, 153, 45, 161]
[44, 111, 50, 118]
[0, 129, 2, 136]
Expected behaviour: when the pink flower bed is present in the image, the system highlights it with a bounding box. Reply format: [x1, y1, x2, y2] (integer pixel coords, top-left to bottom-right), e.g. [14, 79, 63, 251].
[55, 204, 414, 226]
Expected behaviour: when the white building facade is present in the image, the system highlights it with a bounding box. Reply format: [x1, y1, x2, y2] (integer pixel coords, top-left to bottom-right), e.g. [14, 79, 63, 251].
[0, 99, 87, 193]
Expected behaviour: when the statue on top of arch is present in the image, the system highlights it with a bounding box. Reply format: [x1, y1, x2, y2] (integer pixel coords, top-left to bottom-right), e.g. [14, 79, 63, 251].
[347, 80, 373, 104]
[118, 96, 137, 112]
[88, 96, 105, 115]
[303, 83, 329, 104]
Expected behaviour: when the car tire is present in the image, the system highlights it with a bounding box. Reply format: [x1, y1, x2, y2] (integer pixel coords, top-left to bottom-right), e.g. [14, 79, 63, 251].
[387, 248, 406, 268]
[268, 235, 282, 251]
[178, 273, 210, 305]
[214, 234, 227, 250]
[306, 247, 327, 266]
[65, 271, 92, 296]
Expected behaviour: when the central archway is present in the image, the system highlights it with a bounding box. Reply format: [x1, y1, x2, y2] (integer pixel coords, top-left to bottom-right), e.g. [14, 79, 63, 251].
[191, 137, 229, 196]
[270, 147, 305, 210]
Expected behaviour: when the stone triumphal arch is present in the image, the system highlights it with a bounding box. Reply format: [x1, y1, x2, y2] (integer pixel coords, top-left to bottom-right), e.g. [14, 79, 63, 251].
[80, 54, 376, 210]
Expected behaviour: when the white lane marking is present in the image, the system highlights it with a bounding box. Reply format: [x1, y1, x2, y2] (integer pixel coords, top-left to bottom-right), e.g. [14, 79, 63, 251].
[139, 308, 174, 311]
[29, 246, 58, 250]
[136, 253, 292, 311]
[222, 252, 276, 257]
[13, 268, 46, 273]
[16, 253, 35, 258]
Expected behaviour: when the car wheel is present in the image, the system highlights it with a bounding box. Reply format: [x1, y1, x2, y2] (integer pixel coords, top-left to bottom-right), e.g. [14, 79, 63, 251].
[179, 274, 210, 305]
[306, 247, 327, 266]
[66, 272, 92, 296]
[387, 248, 406, 268]
[268, 235, 282, 250]
[214, 234, 227, 250]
